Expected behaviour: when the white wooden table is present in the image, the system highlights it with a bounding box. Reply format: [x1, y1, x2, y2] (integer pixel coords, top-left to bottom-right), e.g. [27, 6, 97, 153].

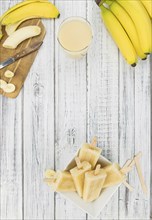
[0, 0, 152, 219]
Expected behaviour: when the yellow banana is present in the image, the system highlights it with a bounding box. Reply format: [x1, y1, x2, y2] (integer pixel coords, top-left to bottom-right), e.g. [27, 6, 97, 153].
[0, 0, 47, 22]
[2, 2, 60, 25]
[140, 0, 152, 18]
[109, 1, 147, 60]
[5, 17, 37, 35]
[100, 5, 137, 66]
[117, 0, 152, 54]
[0, 0, 55, 40]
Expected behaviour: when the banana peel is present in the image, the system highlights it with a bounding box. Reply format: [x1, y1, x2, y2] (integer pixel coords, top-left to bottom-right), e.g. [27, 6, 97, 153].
[2, 2, 60, 25]
[5, 17, 37, 35]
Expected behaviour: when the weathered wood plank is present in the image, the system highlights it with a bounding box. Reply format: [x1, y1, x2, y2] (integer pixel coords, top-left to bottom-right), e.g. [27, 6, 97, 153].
[23, 18, 55, 219]
[87, 1, 119, 219]
[150, 56, 152, 219]
[0, 97, 23, 220]
[54, 1, 87, 219]
[0, 1, 23, 220]
[119, 57, 151, 220]
[118, 57, 136, 219]
[134, 60, 151, 219]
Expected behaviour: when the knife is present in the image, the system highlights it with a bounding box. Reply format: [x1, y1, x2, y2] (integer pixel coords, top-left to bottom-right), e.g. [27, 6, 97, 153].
[0, 41, 43, 69]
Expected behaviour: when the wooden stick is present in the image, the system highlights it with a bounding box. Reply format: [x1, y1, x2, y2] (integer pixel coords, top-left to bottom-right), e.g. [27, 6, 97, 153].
[123, 180, 134, 192]
[120, 158, 135, 174]
[94, 164, 101, 175]
[91, 136, 98, 148]
[122, 159, 132, 169]
[134, 152, 147, 195]
[128, 152, 142, 168]
[121, 166, 133, 174]
[75, 157, 83, 169]
[121, 159, 132, 174]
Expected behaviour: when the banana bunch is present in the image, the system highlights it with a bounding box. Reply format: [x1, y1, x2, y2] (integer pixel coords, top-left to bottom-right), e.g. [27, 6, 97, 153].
[97, 0, 152, 66]
[0, 0, 60, 40]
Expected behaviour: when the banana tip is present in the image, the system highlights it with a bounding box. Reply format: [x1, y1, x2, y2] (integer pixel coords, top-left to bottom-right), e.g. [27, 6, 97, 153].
[95, 0, 102, 6]
[131, 63, 136, 67]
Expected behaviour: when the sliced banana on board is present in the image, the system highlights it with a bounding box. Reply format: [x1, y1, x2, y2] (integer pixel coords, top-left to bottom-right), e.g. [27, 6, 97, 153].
[4, 70, 14, 78]
[0, 79, 7, 89]
[3, 83, 16, 93]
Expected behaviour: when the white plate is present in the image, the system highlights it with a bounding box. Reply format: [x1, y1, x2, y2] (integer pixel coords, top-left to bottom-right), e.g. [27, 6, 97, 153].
[56, 151, 122, 218]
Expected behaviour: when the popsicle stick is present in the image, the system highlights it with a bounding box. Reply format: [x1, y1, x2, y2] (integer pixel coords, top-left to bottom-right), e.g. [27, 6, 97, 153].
[134, 152, 148, 195]
[122, 159, 132, 169]
[123, 180, 134, 192]
[75, 157, 83, 169]
[121, 166, 133, 174]
[91, 136, 98, 148]
[94, 164, 101, 175]
[128, 159, 135, 168]
[129, 152, 142, 167]
[121, 159, 132, 174]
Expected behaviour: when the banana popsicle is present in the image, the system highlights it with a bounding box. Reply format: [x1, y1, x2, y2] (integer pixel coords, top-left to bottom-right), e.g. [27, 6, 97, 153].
[70, 157, 92, 197]
[83, 164, 107, 202]
[103, 163, 125, 188]
[79, 137, 102, 168]
[44, 169, 76, 192]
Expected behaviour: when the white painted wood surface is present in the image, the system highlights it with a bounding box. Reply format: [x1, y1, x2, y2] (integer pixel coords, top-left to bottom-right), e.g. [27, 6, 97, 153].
[0, 0, 151, 219]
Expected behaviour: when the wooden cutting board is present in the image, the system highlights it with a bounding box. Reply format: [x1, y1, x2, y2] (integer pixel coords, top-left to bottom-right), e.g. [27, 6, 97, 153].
[0, 19, 46, 98]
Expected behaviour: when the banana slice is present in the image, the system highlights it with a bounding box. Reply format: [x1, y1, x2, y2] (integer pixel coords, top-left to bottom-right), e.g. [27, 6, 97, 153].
[4, 70, 14, 78]
[3, 83, 16, 93]
[0, 79, 7, 89]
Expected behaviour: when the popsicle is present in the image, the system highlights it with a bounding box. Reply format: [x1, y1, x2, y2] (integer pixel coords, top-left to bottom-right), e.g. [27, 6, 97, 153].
[103, 163, 125, 188]
[70, 157, 92, 197]
[79, 137, 102, 168]
[44, 170, 76, 192]
[83, 164, 107, 202]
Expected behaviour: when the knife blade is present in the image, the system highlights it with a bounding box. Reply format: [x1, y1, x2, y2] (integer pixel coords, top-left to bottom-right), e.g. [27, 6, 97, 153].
[0, 41, 43, 69]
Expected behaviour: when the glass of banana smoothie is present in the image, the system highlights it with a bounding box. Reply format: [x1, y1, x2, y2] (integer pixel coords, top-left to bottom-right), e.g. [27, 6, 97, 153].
[57, 17, 93, 58]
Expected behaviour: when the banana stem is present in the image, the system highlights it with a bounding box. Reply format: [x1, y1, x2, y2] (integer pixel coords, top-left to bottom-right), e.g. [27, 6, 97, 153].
[95, 0, 107, 7]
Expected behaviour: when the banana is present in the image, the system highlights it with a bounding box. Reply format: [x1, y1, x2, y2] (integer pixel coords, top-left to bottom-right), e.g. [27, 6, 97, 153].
[5, 17, 37, 35]
[0, 0, 47, 23]
[2, 2, 60, 25]
[117, 0, 152, 54]
[4, 70, 15, 78]
[100, 5, 137, 66]
[109, 1, 147, 60]
[140, 0, 152, 18]
[3, 26, 41, 49]
[3, 83, 16, 93]
[0, 0, 59, 39]
[0, 79, 7, 90]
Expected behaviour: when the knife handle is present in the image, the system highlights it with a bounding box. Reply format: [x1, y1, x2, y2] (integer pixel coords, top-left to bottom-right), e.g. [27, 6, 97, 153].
[13, 41, 43, 61]
[14, 49, 28, 60]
